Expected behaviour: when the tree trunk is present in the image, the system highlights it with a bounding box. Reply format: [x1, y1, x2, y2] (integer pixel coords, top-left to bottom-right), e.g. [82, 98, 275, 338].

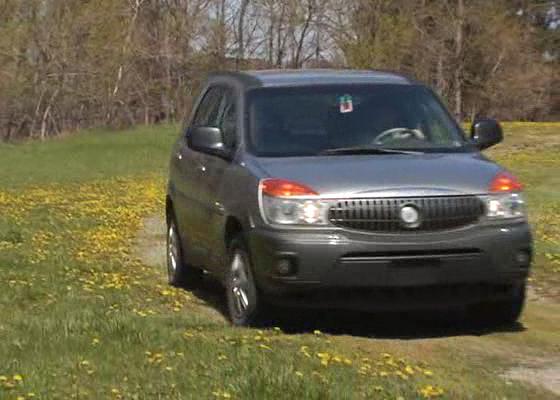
[314, 5, 323, 63]
[267, 15, 274, 65]
[40, 89, 60, 141]
[436, 54, 445, 95]
[107, 0, 144, 123]
[454, 0, 465, 120]
[236, 0, 250, 69]
[293, 0, 314, 68]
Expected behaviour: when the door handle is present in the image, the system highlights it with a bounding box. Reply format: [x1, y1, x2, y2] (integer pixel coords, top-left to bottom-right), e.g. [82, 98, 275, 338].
[214, 201, 225, 215]
[196, 164, 207, 173]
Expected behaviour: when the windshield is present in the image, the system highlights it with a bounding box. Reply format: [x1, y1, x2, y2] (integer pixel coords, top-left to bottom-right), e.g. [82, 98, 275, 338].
[247, 84, 470, 157]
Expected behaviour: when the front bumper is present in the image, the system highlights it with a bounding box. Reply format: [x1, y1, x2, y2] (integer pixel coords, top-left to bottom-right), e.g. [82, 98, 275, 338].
[249, 222, 532, 309]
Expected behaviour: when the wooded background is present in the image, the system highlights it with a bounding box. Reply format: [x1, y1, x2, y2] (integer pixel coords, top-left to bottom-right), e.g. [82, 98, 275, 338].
[1, 0, 558, 140]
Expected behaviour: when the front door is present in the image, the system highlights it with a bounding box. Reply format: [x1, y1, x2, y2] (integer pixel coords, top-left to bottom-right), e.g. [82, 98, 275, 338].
[195, 86, 239, 272]
[174, 85, 225, 266]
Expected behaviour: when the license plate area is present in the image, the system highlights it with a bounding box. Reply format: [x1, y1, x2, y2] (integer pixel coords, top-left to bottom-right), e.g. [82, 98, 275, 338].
[390, 257, 442, 269]
[339, 249, 482, 266]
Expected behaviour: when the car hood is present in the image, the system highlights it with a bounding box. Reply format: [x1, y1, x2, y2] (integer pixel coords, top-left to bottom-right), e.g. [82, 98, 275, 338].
[249, 152, 502, 198]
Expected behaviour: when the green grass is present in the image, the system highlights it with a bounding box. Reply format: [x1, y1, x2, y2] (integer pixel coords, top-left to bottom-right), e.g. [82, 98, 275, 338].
[0, 124, 178, 187]
[0, 123, 559, 399]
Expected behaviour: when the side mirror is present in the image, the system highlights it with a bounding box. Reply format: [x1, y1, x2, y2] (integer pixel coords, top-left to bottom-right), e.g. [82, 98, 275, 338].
[470, 119, 503, 150]
[188, 126, 230, 158]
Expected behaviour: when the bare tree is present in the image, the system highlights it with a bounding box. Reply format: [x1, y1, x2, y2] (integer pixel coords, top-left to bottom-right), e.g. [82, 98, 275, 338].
[0, 0, 557, 140]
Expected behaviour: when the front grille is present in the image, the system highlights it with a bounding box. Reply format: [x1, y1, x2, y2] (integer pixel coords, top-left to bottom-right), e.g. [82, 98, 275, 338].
[328, 196, 484, 232]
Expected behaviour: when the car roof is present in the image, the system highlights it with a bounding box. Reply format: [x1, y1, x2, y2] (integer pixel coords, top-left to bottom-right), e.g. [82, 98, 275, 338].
[209, 69, 415, 89]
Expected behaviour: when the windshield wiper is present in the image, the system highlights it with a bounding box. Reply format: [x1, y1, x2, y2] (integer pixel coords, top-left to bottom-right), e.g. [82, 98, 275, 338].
[319, 145, 424, 156]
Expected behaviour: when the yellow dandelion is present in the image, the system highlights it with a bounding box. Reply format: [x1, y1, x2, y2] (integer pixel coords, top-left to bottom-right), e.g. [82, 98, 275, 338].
[419, 384, 445, 398]
[212, 390, 232, 399]
[395, 371, 409, 380]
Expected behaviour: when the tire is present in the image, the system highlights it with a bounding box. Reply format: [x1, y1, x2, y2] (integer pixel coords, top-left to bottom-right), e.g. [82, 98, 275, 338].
[225, 235, 263, 326]
[166, 214, 202, 288]
[470, 284, 526, 327]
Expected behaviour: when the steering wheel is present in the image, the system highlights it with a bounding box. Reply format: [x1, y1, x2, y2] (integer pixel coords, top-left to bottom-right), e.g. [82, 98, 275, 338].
[374, 127, 425, 145]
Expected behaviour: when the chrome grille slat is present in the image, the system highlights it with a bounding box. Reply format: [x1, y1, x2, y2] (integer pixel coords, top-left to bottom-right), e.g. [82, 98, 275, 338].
[328, 196, 484, 233]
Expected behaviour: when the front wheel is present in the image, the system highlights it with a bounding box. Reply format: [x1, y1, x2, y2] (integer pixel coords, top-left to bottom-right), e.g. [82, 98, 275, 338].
[225, 236, 263, 326]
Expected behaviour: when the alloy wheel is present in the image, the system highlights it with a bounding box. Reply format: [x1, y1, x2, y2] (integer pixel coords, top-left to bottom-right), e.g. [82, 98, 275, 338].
[167, 224, 179, 281]
[229, 251, 251, 319]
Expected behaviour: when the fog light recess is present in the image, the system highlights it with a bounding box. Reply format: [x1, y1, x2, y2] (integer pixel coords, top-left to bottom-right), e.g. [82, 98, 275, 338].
[276, 257, 297, 276]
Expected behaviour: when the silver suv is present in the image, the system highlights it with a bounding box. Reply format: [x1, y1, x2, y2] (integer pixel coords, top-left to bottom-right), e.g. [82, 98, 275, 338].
[166, 70, 532, 326]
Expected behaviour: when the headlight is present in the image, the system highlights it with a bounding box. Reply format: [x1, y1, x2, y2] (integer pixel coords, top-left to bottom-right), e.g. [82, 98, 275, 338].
[484, 193, 526, 219]
[485, 171, 526, 219]
[259, 178, 329, 226]
[261, 195, 330, 225]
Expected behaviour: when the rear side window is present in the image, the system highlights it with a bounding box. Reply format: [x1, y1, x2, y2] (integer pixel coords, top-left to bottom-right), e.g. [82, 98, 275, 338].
[192, 86, 225, 127]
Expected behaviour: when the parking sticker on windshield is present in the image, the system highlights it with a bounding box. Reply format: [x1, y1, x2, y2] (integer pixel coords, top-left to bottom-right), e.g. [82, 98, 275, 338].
[339, 94, 353, 113]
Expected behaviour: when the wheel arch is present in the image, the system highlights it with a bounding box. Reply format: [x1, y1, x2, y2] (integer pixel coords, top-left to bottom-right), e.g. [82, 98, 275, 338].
[166, 195, 174, 223]
[224, 216, 244, 249]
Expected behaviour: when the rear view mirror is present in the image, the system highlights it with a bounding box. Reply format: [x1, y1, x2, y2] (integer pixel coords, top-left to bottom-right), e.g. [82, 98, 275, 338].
[470, 119, 503, 150]
[188, 126, 230, 159]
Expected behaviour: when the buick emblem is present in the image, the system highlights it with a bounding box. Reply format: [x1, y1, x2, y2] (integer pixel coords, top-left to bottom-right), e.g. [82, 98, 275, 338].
[400, 204, 421, 228]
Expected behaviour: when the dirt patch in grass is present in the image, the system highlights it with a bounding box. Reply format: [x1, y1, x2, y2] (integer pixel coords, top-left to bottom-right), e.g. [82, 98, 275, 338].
[527, 285, 560, 304]
[133, 214, 228, 323]
[504, 361, 560, 396]
[133, 214, 167, 269]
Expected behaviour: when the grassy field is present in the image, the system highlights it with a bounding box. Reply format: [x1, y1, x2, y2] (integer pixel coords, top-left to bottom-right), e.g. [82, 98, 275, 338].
[0, 123, 559, 399]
